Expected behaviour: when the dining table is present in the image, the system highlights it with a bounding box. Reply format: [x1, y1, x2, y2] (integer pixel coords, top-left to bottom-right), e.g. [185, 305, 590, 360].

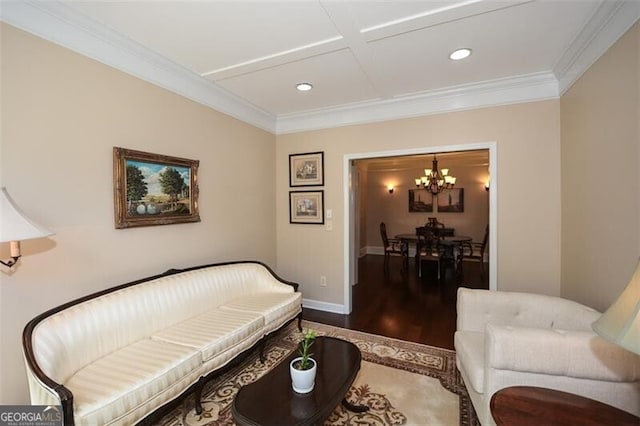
[395, 233, 472, 272]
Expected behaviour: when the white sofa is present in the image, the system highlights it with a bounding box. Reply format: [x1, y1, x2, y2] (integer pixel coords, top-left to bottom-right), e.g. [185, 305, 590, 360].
[22, 261, 303, 425]
[455, 287, 640, 425]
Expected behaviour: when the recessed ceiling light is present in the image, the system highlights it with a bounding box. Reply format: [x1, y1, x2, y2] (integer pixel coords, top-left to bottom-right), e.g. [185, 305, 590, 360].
[449, 48, 472, 61]
[296, 82, 313, 92]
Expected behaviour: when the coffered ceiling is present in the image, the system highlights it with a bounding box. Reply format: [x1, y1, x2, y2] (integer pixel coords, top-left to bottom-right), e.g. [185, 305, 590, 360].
[2, 1, 638, 134]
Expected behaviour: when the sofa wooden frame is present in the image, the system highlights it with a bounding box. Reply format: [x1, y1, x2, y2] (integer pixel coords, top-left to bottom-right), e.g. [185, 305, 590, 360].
[22, 260, 303, 425]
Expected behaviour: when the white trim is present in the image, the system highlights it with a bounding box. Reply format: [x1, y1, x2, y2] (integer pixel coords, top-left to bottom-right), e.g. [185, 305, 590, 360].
[344, 142, 497, 313]
[555, 1, 640, 95]
[488, 145, 498, 289]
[0, 0, 276, 133]
[367, 247, 385, 256]
[302, 298, 347, 315]
[202, 36, 344, 76]
[277, 73, 558, 134]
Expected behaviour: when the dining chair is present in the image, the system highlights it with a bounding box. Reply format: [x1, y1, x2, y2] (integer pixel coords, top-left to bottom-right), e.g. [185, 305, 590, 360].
[426, 217, 446, 239]
[462, 224, 489, 280]
[416, 226, 443, 279]
[379, 222, 408, 273]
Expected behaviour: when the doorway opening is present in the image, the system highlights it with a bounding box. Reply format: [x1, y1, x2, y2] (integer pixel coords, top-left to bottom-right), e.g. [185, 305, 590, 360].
[343, 142, 497, 314]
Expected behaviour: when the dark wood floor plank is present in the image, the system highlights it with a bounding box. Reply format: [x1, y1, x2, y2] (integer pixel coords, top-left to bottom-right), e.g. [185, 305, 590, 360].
[302, 254, 488, 350]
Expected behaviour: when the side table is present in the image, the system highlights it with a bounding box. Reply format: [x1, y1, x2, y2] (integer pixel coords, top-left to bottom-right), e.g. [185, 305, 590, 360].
[490, 386, 639, 426]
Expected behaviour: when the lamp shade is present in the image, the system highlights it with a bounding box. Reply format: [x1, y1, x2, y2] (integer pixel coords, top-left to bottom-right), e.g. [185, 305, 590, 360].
[1, 187, 54, 242]
[592, 260, 640, 355]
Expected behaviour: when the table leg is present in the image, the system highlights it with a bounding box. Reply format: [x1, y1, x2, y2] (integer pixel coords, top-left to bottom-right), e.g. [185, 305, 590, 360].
[342, 398, 370, 413]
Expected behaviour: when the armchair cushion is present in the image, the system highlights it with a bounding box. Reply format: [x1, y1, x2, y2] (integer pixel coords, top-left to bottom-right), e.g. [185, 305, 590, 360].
[486, 324, 640, 382]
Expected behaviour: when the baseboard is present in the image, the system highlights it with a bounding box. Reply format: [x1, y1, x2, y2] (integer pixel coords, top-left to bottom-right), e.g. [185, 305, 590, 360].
[302, 298, 347, 314]
[366, 246, 384, 256]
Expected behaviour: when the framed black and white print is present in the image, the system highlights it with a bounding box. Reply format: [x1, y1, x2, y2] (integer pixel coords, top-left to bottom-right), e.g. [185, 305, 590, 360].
[289, 152, 324, 187]
[289, 190, 324, 224]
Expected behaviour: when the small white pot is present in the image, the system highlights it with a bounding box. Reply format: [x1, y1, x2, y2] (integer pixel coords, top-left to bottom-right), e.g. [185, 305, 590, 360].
[290, 357, 317, 393]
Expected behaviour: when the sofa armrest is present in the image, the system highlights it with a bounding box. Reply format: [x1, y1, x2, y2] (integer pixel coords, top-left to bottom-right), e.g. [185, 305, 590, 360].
[456, 288, 601, 333]
[485, 324, 640, 382]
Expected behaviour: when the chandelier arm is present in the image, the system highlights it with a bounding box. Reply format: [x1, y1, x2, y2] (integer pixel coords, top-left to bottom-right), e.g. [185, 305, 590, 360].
[415, 154, 454, 195]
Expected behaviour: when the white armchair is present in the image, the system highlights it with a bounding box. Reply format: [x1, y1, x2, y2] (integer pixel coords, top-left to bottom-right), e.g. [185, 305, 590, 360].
[454, 288, 640, 425]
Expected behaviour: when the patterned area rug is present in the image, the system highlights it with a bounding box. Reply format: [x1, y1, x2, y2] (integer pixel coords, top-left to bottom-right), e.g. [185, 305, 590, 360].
[158, 320, 475, 426]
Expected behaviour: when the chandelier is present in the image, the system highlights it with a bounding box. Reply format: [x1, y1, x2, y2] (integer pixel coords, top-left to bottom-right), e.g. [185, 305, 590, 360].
[414, 155, 456, 195]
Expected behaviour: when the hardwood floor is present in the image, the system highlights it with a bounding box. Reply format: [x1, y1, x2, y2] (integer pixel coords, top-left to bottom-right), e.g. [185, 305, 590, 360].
[302, 254, 488, 350]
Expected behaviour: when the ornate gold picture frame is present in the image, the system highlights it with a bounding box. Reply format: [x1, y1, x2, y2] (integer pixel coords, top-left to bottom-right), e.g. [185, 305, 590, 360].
[113, 147, 200, 229]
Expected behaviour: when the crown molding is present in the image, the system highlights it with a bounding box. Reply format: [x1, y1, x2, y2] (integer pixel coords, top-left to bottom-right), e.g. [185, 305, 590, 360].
[1, 1, 634, 135]
[0, 0, 277, 133]
[554, 0, 640, 95]
[276, 72, 558, 134]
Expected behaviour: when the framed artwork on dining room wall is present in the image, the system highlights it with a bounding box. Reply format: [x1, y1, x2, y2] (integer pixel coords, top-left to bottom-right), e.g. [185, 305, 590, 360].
[289, 151, 324, 187]
[437, 188, 464, 212]
[113, 147, 200, 229]
[408, 189, 433, 212]
[289, 190, 324, 224]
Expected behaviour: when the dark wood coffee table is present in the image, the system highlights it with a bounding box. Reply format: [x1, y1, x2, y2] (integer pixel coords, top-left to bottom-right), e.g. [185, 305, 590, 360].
[490, 386, 640, 425]
[232, 336, 366, 426]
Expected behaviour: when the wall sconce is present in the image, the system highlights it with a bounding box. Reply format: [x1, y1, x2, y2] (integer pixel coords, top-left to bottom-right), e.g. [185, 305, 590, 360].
[484, 178, 490, 192]
[1, 187, 54, 268]
[387, 186, 394, 194]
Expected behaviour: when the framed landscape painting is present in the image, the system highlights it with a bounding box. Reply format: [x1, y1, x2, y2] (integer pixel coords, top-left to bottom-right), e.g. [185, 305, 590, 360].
[437, 188, 464, 213]
[289, 190, 324, 224]
[408, 189, 434, 212]
[113, 147, 200, 228]
[289, 151, 324, 187]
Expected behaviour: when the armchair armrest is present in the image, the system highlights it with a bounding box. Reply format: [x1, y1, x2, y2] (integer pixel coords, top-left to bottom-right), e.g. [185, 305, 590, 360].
[486, 324, 640, 382]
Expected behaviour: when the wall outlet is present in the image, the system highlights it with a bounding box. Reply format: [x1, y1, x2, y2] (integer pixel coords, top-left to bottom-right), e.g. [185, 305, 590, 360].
[320, 276, 327, 287]
[325, 220, 333, 231]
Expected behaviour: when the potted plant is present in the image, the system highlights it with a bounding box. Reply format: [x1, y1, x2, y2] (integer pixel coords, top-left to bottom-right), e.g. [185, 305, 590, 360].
[289, 329, 317, 393]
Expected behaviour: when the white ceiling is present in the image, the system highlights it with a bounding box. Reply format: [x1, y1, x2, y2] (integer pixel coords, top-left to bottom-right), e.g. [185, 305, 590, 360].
[2, 1, 639, 134]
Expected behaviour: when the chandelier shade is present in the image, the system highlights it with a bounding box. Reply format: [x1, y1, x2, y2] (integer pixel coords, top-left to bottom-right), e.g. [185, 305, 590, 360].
[415, 155, 456, 195]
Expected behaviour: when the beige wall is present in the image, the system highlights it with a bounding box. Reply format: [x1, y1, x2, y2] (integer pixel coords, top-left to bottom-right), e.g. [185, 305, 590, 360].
[363, 162, 489, 251]
[0, 24, 276, 403]
[560, 22, 640, 311]
[276, 100, 561, 308]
